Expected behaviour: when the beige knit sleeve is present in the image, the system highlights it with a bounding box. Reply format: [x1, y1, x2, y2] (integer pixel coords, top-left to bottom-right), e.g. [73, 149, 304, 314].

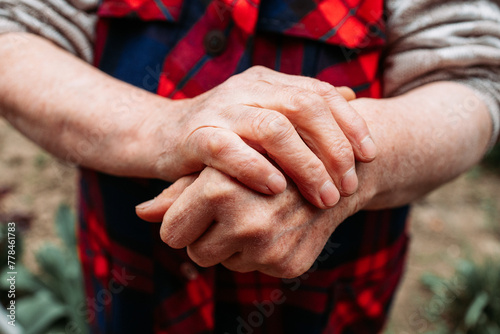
[384, 0, 500, 147]
[0, 0, 98, 62]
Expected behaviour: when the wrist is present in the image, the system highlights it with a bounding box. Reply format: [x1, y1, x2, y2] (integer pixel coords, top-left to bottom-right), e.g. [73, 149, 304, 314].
[347, 98, 387, 209]
[136, 96, 193, 181]
[348, 82, 492, 210]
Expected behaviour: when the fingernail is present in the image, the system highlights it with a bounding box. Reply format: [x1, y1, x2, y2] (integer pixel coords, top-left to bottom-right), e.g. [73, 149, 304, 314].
[136, 198, 155, 210]
[341, 168, 358, 195]
[267, 173, 287, 194]
[360, 136, 377, 160]
[320, 180, 340, 208]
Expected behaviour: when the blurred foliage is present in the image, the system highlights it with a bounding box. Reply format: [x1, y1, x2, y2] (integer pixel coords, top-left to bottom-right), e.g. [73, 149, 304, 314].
[421, 259, 500, 334]
[481, 143, 500, 172]
[33, 153, 50, 170]
[466, 166, 483, 181]
[480, 198, 500, 238]
[0, 204, 87, 334]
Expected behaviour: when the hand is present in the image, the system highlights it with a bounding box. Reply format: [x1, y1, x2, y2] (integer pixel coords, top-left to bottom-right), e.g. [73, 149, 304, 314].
[151, 66, 376, 209]
[137, 82, 493, 278]
[136, 167, 364, 278]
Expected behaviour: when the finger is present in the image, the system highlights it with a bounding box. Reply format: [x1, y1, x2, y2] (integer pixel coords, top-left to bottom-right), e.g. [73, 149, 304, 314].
[282, 77, 376, 162]
[231, 106, 340, 208]
[135, 174, 198, 222]
[186, 126, 287, 195]
[221, 252, 257, 274]
[252, 68, 376, 162]
[321, 90, 377, 163]
[186, 227, 242, 268]
[160, 168, 233, 249]
[236, 85, 358, 199]
[336, 86, 356, 101]
[186, 212, 259, 270]
[246, 67, 356, 100]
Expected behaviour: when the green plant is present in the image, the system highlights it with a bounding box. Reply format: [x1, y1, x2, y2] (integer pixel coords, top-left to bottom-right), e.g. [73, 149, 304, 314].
[421, 259, 500, 334]
[33, 153, 50, 170]
[481, 143, 500, 173]
[0, 204, 87, 334]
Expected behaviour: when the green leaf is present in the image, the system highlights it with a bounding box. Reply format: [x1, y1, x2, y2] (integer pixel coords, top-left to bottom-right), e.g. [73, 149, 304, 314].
[16, 290, 67, 334]
[421, 273, 446, 295]
[485, 323, 500, 334]
[464, 291, 489, 328]
[36, 244, 67, 281]
[55, 204, 76, 249]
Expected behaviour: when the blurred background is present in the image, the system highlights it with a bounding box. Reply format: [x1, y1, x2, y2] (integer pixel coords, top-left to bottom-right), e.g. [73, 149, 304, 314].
[0, 116, 499, 334]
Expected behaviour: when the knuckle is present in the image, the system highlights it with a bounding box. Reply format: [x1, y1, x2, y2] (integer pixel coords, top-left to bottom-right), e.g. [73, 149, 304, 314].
[260, 253, 308, 278]
[247, 65, 269, 76]
[303, 158, 328, 180]
[235, 218, 271, 245]
[253, 111, 294, 144]
[306, 78, 334, 96]
[243, 222, 269, 241]
[187, 245, 216, 267]
[258, 248, 285, 268]
[285, 88, 308, 112]
[235, 156, 260, 180]
[204, 131, 233, 161]
[315, 81, 335, 96]
[294, 159, 329, 193]
[243, 66, 275, 87]
[287, 89, 327, 116]
[328, 140, 355, 167]
[202, 180, 233, 201]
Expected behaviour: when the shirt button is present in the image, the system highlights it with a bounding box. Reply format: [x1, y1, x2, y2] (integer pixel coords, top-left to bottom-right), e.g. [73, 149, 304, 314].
[204, 30, 227, 56]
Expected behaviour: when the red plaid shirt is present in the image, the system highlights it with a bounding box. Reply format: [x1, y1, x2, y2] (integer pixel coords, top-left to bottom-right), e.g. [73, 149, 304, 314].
[78, 0, 410, 333]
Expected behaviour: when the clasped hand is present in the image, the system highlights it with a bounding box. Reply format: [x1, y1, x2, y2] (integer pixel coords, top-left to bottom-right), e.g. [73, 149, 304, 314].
[138, 66, 375, 277]
[156, 66, 376, 208]
[137, 167, 365, 278]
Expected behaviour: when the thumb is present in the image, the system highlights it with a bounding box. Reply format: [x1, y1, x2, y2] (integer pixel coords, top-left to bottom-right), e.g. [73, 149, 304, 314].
[135, 174, 198, 222]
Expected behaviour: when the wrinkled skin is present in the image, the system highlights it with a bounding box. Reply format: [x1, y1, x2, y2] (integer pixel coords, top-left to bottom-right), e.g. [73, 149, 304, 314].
[137, 166, 365, 278]
[159, 66, 376, 208]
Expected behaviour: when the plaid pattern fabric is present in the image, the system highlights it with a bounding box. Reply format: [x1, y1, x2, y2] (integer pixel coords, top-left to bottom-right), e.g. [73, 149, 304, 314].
[98, 0, 185, 21]
[78, 0, 409, 333]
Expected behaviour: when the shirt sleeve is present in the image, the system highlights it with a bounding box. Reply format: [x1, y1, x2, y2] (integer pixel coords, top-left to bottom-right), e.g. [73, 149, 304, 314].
[0, 0, 98, 62]
[384, 0, 500, 148]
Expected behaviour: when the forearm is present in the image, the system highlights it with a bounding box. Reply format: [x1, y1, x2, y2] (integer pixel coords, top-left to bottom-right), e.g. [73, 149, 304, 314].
[0, 32, 376, 206]
[354, 81, 492, 209]
[384, 0, 500, 149]
[0, 32, 179, 179]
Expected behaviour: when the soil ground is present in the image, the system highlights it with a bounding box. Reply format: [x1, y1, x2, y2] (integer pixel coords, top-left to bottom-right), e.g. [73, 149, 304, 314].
[1, 118, 499, 333]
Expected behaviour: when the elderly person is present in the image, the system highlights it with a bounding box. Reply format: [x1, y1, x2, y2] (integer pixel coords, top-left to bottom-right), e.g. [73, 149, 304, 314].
[1, 0, 499, 332]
